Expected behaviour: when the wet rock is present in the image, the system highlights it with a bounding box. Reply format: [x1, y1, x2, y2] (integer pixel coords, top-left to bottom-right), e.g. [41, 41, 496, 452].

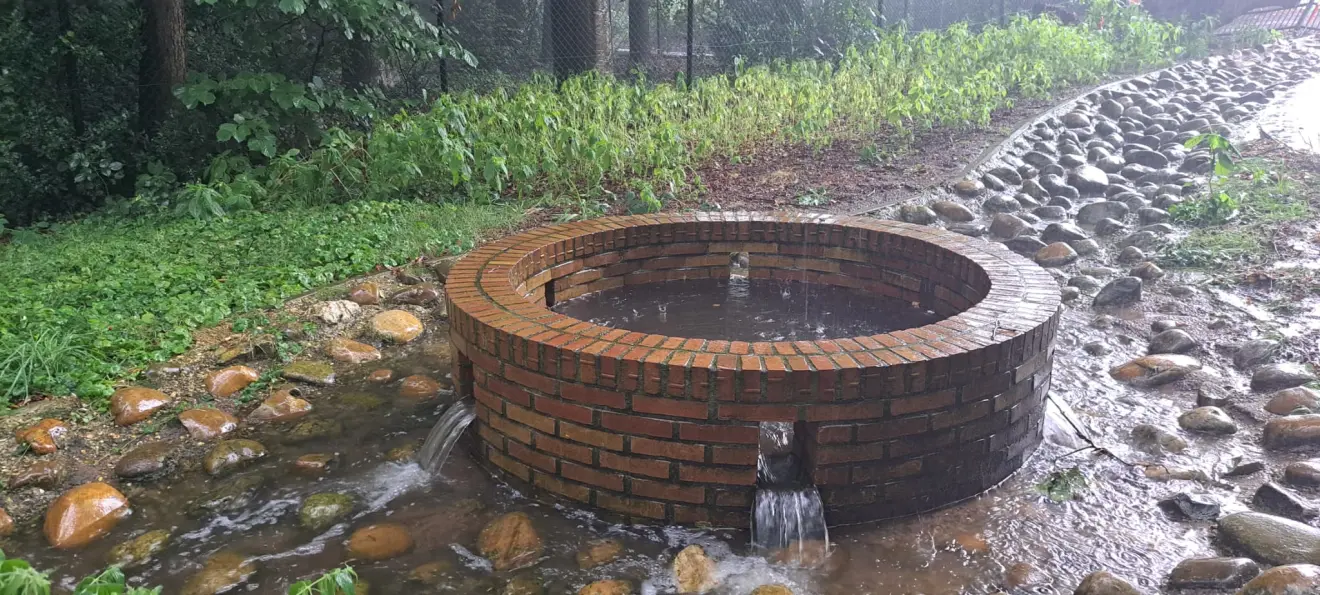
[285, 418, 344, 443]
[202, 439, 267, 476]
[1255, 482, 1318, 522]
[1150, 319, 1178, 332]
[348, 523, 414, 561]
[246, 388, 313, 423]
[1004, 237, 1047, 256]
[898, 204, 937, 224]
[1024, 151, 1056, 170]
[1035, 243, 1079, 267]
[1196, 384, 1232, 408]
[1068, 166, 1110, 196]
[399, 375, 442, 400]
[293, 453, 338, 475]
[1041, 222, 1087, 243]
[1137, 207, 1169, 225]
[1129, 262, 1165, 281]
[1167, 557, 1259, 590]
[1267, 388, 1320, 416]
[1127, 149, 1170, 169]
[407, 561, 454, 585]
[1119, 231, 1159, 251]
[182, 552, 256, 595]
[367, 368, 395, 383]
[1069, 275, 1101, 292]
[347, 282, 380, 306]
[1040, 175, 1079, 199]
[317, 300, 361, 324]
[674, 544, 717, 594]
[1235, 340, 1281, 369]
[179, 408, 239, 440]
[989, 166, 1023, 185]
[1061, 287, 1081, 302]
[990, 213, 1029, 238]
[1074, 570, 1140, 595]
[1159, 492, 1221, 520]
[385, 443, 417, 463]
[982, 194, 1022, 213]
[1239, 564, 1320, 595]
[1084, 342, 1110, 356]
[325, 337, 382, 365]
[1264, 415, 1320, 450]
[1286, 461, 1320, 487]
[505, 577, 544, 595]
[479, 512, 543, 571]
[1226, 461, 1267, 477]
[982, 173, 1008, 192]
[0, 508, 12, 537]
[283, 360, 336, 385]
[1111, 354, 1200, 387]
[188, 474, 265, 517]
[16, 418, 69, 454]
[931, 200, 977, 221]
[110, 387, 171, 426]
[114, 442, 175, 479]
[1133, 424, 1188, 453]
[1035, 206, 1067, 219]
[1117, 246, 1146, 263]
[1071, 239, 1101, 256]
[11, 460, 68, 490]
[206, 365, 259, 398]
[44, 482, 131, 549]
[953, 179, 986, 197]
[1077, 201, 1129, 224]
[577, 538, 625, 569]
[579, 580, 632, 595]
[340, 393, 385, 411]
[107, 529, 170, 569]
[1252, 363, 1316, 393]
[300, 492, 355, 532]
[1094, 218, 1127, 236]
[392, 284, 441, 306]
[1178, 406, 1236, 435]
[1093, 277, 1143, 307]
[373, 310, 424, 343]
[1149, 329, 1196, 354]
[1062, 112, 1091, 128]
[948, 223, 987, 237]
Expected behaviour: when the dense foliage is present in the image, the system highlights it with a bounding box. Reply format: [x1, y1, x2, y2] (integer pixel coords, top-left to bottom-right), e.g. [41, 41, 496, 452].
[0, 552, 357, 595]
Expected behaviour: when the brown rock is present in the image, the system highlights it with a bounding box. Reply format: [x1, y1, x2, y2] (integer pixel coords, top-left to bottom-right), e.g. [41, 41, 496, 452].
[949, 532, 989, 555]
[1239, 564, 1320, 595]
[206, 365, 259, 398]
[0, 507, 13, 536]
[367, 369, 395, 383]
[347, 282, 381, 306]
[408, 561, 453, 584]
[1035, 242, 1079, 267]
[246, 389, 313, 423]
[203, 439, 267, 476]
[179, 408, 239, 440]
[326, 337, 382, 364]
[10, 459, 68, 490]
[372, 310, 423, 343]
[1286, 461, 1320, 487]
[1266, 387, 1320, 415]
[1264, 415, 1320, 450]
[1074, 571, 1140, 595]
[44, 482, 131, 549]
[579, 580, 633, 595]
[1109, 354, 1201, 387]
[114, 442, 174, 478]
[107, 529, 171, 569]
[347, 523, 414, 561]
[399, 375, 442, 400]
[293, 453, 338, 475]
[673, 544, 717, 594]
[110, 387, 171, 426]
[479, 512, 544, 571]
[392, 284, 441, 305]
[751, 586, 793, 595]
[182, 552, 256, 595]
[15, 418, 69, 455]
[577, 538, 625, 569]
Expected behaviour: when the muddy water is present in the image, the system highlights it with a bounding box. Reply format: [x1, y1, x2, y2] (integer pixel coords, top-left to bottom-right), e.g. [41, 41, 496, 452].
[1250, 74, 1320, 151]
[552, 276, 942, 342]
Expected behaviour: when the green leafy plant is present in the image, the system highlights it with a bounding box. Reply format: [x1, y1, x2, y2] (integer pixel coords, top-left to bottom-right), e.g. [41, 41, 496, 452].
[0, 550, 51, 595]
[288, 566, 358, 595]
[796, 187, 832, 207]
[1171, 133, 1242, 225]
[1036, 467, 1087, 502]
[71, 566, 161, 595]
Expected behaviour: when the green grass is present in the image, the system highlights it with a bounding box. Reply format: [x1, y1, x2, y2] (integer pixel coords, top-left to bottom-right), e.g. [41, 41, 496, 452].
[0, 201, 520, 404]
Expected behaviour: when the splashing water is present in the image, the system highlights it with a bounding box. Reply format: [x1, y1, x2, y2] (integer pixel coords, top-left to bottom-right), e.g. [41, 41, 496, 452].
[751, 487, 829, 554]
[419, 399, 476, 474]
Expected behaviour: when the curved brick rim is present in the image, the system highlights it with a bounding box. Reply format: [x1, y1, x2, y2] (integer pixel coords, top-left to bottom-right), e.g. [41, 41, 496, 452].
[445, 213, 1060, 527]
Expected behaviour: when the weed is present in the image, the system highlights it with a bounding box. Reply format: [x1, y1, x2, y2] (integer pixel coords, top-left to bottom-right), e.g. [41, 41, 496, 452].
[1036, 467, 1087, 502]
[796, 188, 833, 207]
[288, 566, 358, 595]
[0, 550, 49, 595]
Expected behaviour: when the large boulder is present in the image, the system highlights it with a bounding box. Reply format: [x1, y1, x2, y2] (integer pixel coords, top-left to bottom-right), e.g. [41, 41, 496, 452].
[479, 512, 543, 571]
[372, 310, 424, 343]
[44, 482, 132, 549]
[1218, 512, 1320, 565]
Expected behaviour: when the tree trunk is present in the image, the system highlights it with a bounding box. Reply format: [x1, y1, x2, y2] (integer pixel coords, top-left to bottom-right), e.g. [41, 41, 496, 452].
[138, 0, 187, 136]
[550, 0, 599, 80]
[345, 37, 381, 90]
[628, 0, 650, 72]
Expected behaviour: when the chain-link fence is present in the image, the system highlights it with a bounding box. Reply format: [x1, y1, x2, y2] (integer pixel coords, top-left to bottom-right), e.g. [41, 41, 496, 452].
[428, 0, 1067, 92]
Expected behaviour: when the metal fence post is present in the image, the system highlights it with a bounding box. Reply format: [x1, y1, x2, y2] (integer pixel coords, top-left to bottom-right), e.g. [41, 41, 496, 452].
[685, 0, 694, 87]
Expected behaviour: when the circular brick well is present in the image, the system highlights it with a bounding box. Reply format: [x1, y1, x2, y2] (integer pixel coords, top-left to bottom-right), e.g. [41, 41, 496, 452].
[445, 213, 1060, 526]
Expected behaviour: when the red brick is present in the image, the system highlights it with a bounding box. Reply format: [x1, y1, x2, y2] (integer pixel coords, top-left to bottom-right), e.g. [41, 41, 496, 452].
[717, 404, 798, 422]
[812, 442, 886, 465]
[600, 451, 671, 479]
[601, 412, 675, 438]
[711, 445, 757, 465]
[814, 424, 854, 444]
[560, 421, 624, 451]
[507, 441, 557, 473]
[506, 403, 556, 434]
[890, 389, 956, 415]
[535, 433, 594, 464]
[678, 423, 758, 444]
[561, 461, 625, 491]
[533, 396, 594, 425]
[488, 414, 532, 444]
[535, 472, 592, 502]
[504, 365, 558, 396]
[805, 401, 888, 422]
[487, 448, 531, 482]
[631, 478, 706, 504]
[633, 395, 709, 419]
[630, 437, 705, 462]
[561, 383, 627, 408]
[855, 416, 929, 441]
[679, 465, 757, 485]
[473, 386, 504, 414]
[597, 493, 666, 520]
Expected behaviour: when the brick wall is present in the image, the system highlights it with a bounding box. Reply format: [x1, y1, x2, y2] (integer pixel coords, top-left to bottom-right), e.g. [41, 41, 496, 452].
[446, 213, 1060, 526]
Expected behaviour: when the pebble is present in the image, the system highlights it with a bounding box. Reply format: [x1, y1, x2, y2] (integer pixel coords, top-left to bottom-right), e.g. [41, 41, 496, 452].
[109, 387, 171, 426]
[953, 179, 985, 197]
[205, 365, 260, 398]
[989, 213, 1029, 238]
[1128, 261, 1165, 281]
[10, 460, 68, 490]
[1132, 424, 1188, 453]
[282, 360, 336, 385]
[202, 439, 267, 476]
[317, 300, 361, 324]
[326, 337, 382, 364]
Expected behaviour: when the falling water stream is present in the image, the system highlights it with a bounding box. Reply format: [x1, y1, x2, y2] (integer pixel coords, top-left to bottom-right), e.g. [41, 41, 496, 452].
[419, 399, 477, 474]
